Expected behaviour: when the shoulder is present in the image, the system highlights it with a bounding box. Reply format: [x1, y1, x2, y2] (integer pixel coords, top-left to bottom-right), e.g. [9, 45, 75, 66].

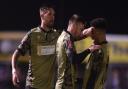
[58, 31, 70, 41]
[24, 27, 39, 35]
[51, 28, 62, 37]
[30, 27, 40, 32]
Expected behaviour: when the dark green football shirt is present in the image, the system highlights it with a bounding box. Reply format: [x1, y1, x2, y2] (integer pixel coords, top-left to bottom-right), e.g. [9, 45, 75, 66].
[17, 27, 60, 89]
[83, 41, 109, 89]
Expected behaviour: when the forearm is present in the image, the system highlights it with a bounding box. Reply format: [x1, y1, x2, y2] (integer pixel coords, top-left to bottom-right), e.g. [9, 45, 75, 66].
[81, 27, 93, 38]
[76, 49, 90, 63]
[67, 49, 90, 64]
[12, 50, 21, 73]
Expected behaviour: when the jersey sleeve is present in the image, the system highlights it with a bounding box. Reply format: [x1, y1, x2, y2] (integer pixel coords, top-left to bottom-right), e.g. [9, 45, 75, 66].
[63, 39, 91, 64]
[17, 31, 31, 56]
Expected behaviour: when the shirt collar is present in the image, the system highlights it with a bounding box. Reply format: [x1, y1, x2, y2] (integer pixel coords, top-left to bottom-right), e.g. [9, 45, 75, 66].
[64, 30, 74, 41]
[39, 26, 52, 33]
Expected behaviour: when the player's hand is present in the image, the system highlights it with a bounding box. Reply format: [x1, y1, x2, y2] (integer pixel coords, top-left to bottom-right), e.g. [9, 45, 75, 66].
[82, 27, 94, 37]
[12, 69, 20, 87]
[89, 45, 101, 52]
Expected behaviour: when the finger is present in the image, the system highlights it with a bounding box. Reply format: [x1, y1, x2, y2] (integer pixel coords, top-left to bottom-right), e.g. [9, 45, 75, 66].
[13, 80, 18, 86]
[17, 77, 20, 83]
[12, 76, 20, 87]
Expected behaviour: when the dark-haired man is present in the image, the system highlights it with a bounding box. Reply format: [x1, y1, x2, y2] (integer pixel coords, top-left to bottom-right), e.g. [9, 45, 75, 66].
[83, 18, 109, 89]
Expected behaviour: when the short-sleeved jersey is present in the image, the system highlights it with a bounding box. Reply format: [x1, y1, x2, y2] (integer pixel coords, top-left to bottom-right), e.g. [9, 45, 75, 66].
[55, 30, 75, 89]
[83, 41, 109, 89]
[17, 27, 60, 89]
[55, 30, 91, 89]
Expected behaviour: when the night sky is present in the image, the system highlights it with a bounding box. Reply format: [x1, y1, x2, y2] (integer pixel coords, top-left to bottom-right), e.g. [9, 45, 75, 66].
[0, 0, 128, 34]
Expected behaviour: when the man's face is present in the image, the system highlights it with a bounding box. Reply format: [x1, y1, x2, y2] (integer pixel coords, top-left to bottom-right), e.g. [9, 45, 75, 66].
[40, 8, 55, 27]
[75, 22, 85, 38]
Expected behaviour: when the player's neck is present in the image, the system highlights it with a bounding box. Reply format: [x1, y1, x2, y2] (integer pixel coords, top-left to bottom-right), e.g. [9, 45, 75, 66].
[94, 36, 106, 45]
[40, 21, 50, 31]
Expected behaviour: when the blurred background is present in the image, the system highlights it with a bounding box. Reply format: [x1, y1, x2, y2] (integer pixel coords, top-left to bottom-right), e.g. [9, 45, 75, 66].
[0, 0, 128, 89]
